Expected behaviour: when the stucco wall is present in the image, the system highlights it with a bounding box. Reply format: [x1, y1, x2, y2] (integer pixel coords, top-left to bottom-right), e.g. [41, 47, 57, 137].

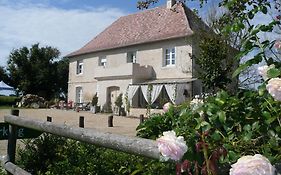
[68, 37, 194, 107]
[137, 38, 193, 79]
[97, 79, 133, 107]
[68, 81, 97, 104]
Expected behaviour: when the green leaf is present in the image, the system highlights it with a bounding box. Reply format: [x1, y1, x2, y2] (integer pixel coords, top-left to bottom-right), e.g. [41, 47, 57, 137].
[248, 11, 254, 19]
[266, 116, 276, 124]
[252, 121, 260, 131]
[131, 169, 142, 175]
[243, 124, 251, 131]
[218, 111, 226, 123]
[211, 130, 222, 141]
[243, 132, 252, 141]
[258, 84, 266, 96]
[232, 63, 248, 77]
[267, 68, 280, 78]
[200, 121, 211, 132]
[228, 151, 238, 161]
[215, 98, 225, 106]
[261, 6, 268, 14]
[262, 111, 271, 119]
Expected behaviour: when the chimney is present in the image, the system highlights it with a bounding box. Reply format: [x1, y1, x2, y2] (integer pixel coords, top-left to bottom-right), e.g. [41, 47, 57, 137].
[167, 0, 176, 8]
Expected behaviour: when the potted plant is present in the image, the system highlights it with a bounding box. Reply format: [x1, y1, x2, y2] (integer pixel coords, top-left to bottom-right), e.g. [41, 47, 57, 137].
[90, 93, 99, 113]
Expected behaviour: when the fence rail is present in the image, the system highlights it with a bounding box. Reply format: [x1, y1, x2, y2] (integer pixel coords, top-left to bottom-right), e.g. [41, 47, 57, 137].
[1, 110, 164, 175]
[1, 156, 30, 175]
[4, 114, 161, 160]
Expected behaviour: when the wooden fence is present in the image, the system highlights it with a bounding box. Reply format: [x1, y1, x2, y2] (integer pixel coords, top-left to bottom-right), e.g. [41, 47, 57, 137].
[0, 110, 161, 175]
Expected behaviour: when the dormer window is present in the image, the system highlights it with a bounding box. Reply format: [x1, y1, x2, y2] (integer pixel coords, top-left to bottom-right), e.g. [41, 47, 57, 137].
[164, 47, 176, 66]
[127, 51, 137, 63]
[76, 60, 83, 74]
[99, 56, 107, 67]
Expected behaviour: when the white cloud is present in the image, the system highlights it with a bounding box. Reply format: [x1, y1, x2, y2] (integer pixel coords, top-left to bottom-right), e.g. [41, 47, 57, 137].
[0, 2, 127, 67]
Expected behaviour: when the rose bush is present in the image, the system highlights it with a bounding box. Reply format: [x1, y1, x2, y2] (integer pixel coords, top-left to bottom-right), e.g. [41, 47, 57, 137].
[137, 89, 281, 174]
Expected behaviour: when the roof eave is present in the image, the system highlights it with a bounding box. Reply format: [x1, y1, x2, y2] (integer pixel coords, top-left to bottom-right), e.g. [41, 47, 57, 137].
[65, 33, 193, 58]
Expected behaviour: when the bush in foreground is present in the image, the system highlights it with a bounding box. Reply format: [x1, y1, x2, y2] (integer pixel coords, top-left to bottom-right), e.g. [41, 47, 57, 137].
[17, 133, 174, 175]
[137, 90, 281, 174]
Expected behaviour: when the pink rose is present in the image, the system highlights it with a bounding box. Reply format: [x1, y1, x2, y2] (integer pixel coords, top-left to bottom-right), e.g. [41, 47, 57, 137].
[274, 40, 281, 50]
[230, 154, 276, 175]
[163, 102, 172, 113]
[157, 130, 187, 161]
[266, 78, 281, 101]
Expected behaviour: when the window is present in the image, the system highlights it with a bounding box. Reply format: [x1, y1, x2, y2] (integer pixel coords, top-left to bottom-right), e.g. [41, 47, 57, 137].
[127, 51, 137, 63]
[99, 56, 107, 67]
[75, 87, 83, 103]
[76, 60, 83, 74]
[164, 47, 176, 66]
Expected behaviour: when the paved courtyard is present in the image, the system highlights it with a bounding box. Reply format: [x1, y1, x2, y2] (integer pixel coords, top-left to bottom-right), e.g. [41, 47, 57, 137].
[0, 109, 140, 155]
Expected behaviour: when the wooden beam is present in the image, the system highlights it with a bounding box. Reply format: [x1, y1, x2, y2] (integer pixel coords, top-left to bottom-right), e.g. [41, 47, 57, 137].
[4, 162, 31, 175]
[1, 155, 31, 175]
[4, 115, 161, 160]
[7, 109, 19, 175]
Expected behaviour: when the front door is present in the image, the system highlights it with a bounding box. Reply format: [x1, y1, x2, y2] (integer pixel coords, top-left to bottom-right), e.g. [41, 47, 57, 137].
[107, 86, 120, 106]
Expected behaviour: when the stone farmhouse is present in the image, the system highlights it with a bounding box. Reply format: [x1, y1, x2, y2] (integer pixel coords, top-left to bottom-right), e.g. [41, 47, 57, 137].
[67, 0, 211, 113]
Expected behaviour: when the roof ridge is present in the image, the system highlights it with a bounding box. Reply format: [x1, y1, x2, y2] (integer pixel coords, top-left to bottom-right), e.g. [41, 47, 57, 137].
[123, 5, 166, 18]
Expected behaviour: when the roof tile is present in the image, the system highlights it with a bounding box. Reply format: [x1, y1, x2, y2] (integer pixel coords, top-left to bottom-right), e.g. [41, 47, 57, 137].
[67, 3, 194, 57]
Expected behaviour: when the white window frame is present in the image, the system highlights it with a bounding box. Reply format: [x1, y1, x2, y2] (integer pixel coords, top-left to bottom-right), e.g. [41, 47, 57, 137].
[76, 60, 83, 75]
[99, 56, 107, 67]
[164, 47, 176, 66]
[75, 86, 83, 103]
[127, 51, 137, 63]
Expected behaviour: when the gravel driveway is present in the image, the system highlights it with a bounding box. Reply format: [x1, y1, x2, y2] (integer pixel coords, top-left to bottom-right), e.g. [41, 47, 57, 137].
[0, 108, 140, 155]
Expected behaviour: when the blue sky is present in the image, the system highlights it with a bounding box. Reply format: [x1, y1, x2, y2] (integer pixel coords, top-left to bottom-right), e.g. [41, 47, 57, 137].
[0, 0, 272, 68]
[0, 0, 210, 67]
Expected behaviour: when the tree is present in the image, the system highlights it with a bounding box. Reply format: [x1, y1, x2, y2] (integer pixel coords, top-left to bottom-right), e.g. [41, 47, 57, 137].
[196, 33, 233, 92]
[0, 66, 9, 83]
[7, 43, 68, 100]
[54, 57, 69, 98]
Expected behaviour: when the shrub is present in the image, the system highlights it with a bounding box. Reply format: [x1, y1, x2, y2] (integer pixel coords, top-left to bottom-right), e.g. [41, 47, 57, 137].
[17, 133, 175, 175]
[0, 167, 5, 175]
[114, 93, 123, 108]
[18, 94, 46, 108]
[91, 93, 98, 106]
[0, 96, 19, 106]
[137, 90, 281, 174]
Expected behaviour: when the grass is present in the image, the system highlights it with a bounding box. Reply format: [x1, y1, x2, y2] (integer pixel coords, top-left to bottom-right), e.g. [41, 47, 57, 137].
[0, 106, 16, 109]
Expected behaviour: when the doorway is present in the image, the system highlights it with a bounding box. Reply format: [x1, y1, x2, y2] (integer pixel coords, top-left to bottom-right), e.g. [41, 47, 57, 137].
[107, 86, 120, 107]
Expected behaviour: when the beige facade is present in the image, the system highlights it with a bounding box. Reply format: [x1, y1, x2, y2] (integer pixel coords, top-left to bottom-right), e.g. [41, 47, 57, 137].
[68, 37, 200, 110]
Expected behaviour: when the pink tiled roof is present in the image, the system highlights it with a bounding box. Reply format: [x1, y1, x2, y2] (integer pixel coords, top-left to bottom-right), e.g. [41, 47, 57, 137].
[67, 3, 195, 57]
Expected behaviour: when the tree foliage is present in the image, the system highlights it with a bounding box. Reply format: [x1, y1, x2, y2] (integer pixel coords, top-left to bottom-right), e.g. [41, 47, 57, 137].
[0, 66, 9, 83]
[7, 43, 69, 100]
[196, 34, 234, 92]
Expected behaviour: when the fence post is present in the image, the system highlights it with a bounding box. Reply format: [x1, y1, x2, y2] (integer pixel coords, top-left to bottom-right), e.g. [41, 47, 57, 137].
[108, 115, 113, 127]
[7, 109, 19, 175]
[79, 116, 84, 128]
[140, 114, 144, 124]
[47, 116, 52, 122]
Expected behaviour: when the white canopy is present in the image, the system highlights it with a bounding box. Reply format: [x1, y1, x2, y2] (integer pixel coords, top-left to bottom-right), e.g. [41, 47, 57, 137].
[128, 78, 196, 105]
[0, 81, 16, 96]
